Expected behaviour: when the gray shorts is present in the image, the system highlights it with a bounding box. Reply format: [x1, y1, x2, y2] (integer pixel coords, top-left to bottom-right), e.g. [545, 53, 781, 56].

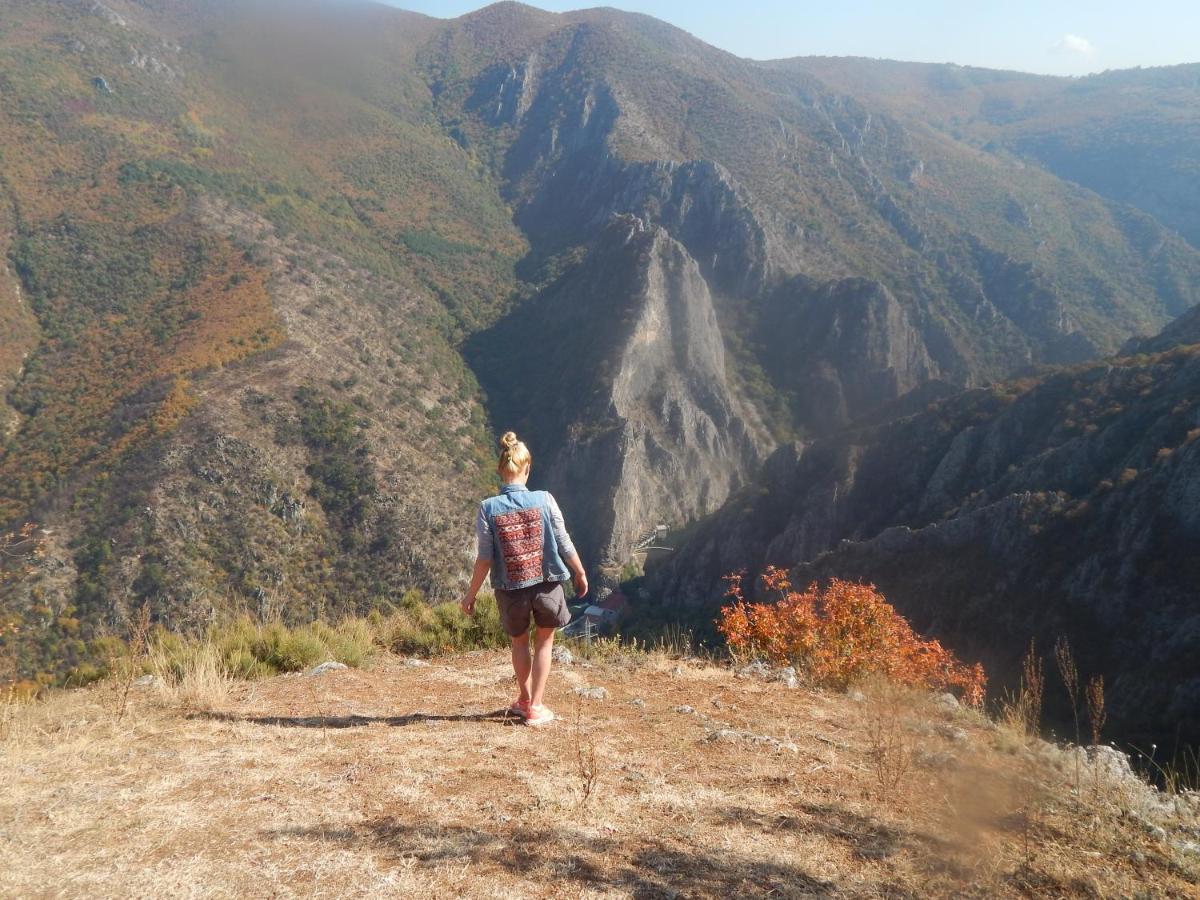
[494, 581, 570, 637]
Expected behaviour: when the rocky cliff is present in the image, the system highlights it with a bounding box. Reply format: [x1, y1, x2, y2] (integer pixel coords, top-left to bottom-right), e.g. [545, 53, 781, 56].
[469, 216, 766, 571]
[649, 315, 1200, 747]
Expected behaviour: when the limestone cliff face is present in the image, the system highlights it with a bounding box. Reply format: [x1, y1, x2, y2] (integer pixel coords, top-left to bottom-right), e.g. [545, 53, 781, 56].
[759, 277, 939, 431]
[470, 216, 765, 572]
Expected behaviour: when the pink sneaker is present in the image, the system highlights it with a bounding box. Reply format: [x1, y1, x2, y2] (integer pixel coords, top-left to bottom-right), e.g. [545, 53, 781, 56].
[525, 705, 555, 727]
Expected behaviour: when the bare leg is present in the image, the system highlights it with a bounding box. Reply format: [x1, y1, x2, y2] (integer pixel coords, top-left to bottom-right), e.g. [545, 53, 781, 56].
[511, 632, 532, 703]
[529, 626, 556, 708]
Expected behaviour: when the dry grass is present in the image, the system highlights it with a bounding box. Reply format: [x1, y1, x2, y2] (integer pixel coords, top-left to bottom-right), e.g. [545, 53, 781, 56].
[1, 651, 1197, 898]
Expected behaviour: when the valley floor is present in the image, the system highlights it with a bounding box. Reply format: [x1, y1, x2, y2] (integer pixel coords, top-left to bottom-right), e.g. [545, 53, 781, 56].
[2, 651, 1197, 898]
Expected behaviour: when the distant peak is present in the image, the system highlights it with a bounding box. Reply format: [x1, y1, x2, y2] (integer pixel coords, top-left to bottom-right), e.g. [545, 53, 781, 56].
[458, 2, 560, 23]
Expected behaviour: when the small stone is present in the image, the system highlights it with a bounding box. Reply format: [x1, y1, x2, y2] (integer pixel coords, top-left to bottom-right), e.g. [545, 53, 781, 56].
[552, 647, 574, 666]
[630, 698, 645, 708]
[916, 749, 960, 771]
[1143, 823, 1167, 842]
[848, 689, 866, 703]
[307, 661, 348, 676]
[738, 660, 770, 678]
[1088, 744, 1135, 780]
[705, 728, 798, 754]
[403, 658, 429, 668]
[935, 723, 970, 744]
[133, 674, 158, 687]
[672, 705, 695, 715]
[1174, 839, 1200, 857]
[933, 693, 960, 714]
[775, 666, 799, 689]
[574, 686, 608, 701]
[671, 665, 684, 677]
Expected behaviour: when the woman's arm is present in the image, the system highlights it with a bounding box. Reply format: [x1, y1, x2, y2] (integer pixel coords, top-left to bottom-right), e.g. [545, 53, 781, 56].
[564, 552, 588, 600]
[460, 558, 492, 615]
[547, 494, 587, 598]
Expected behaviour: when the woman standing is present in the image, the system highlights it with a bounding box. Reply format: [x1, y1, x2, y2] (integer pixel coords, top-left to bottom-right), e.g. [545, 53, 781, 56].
[460, 432, 587, 726]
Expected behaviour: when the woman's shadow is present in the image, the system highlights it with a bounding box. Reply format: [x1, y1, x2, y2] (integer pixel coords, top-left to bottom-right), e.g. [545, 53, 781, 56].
[194, 709, 524, 728]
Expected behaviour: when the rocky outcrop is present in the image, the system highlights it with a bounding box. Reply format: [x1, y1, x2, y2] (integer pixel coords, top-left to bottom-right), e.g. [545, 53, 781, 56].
[469, 216, 766, 571]
[758, 277, 938, 431]
[1122, 303, 1200, 355]
[649, 326, 1200, 747]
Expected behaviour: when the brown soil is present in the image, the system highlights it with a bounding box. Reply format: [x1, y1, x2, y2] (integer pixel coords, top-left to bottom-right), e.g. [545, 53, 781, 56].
[2, 650, 1196, 898]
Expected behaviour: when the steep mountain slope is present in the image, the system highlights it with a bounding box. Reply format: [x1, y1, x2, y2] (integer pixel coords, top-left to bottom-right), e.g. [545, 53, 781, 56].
[649, 314, 1200, 747]
[0, 0, 510, 678]
[469, 215, 766, 565]
[791, 58, 1200, 249]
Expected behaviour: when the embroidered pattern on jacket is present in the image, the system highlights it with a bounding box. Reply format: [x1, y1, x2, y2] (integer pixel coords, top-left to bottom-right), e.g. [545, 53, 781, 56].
[494, 507, 544, 584]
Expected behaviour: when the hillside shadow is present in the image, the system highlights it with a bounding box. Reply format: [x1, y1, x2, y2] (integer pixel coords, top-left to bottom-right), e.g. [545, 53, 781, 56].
[719, 800, 908, 861]
[262, 817, 839, 897]
[195, 709, 521, 729]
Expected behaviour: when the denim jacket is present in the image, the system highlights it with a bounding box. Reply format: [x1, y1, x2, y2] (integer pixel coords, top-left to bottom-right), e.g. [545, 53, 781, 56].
[476, 483, 576, 591]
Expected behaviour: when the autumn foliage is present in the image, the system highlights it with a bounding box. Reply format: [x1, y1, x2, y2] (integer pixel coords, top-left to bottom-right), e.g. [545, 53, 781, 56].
[718, 567, 986, 706]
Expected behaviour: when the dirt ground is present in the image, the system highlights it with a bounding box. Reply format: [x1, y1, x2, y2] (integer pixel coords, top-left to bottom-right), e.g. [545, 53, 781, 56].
[2, 650, 1197, 898]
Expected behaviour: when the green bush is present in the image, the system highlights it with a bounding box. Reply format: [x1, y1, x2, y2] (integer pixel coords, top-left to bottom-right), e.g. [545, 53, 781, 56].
[148, 616, 377, 681]
[374, 593, 507, 656]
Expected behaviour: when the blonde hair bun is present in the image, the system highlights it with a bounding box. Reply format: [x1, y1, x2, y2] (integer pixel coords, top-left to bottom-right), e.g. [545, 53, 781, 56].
[497, 431, 531, 479]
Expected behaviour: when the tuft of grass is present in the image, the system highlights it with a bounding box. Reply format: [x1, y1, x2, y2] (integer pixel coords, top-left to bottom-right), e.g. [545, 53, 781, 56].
[150, 615, 378, 685]
[150, 641, 235, 712]
[371, 592, 508, 657]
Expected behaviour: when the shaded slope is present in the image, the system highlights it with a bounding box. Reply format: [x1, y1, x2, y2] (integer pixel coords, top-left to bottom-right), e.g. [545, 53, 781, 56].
[650, 321, 1200, 747]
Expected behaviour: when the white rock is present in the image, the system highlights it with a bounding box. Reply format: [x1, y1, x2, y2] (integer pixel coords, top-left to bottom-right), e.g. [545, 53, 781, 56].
[672, 705, 695, 715]
[738, 660, 770, 678]
[307, 661, 348, 676]
[403, 658, 429, 668]
[933, 693, 960, 714]
[574, 686, 608, 701]
[936, 723, 970, 744]
[552, 647, 574, 665]
[705, 728, 798, 754]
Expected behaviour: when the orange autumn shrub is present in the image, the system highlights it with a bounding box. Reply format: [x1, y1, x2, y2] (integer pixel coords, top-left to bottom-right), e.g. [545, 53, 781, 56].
[718, 567, 986, 706]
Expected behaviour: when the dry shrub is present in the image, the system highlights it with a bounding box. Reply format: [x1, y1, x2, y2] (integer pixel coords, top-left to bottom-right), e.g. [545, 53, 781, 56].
[573, 699, 599, 811]
[105, 602, 152, 722]
[718, 568, 986, 703]
[862, 678, 916, 804]
[372, 592, 507, 656]
[150, 641, 234, 712]
[1086, 675, 1106, 746]
[1001, 640, 1044, 739]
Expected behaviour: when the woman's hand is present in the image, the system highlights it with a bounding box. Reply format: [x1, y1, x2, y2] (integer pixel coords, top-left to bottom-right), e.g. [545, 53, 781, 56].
[460, 594, 476, 616]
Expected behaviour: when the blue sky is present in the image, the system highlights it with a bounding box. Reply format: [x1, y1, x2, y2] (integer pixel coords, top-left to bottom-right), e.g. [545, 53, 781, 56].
[386, 1, 1200, 76]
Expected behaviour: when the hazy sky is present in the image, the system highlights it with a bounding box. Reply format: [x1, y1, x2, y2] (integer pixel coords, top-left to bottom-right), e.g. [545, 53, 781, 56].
[387, 0, 1200, 76]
